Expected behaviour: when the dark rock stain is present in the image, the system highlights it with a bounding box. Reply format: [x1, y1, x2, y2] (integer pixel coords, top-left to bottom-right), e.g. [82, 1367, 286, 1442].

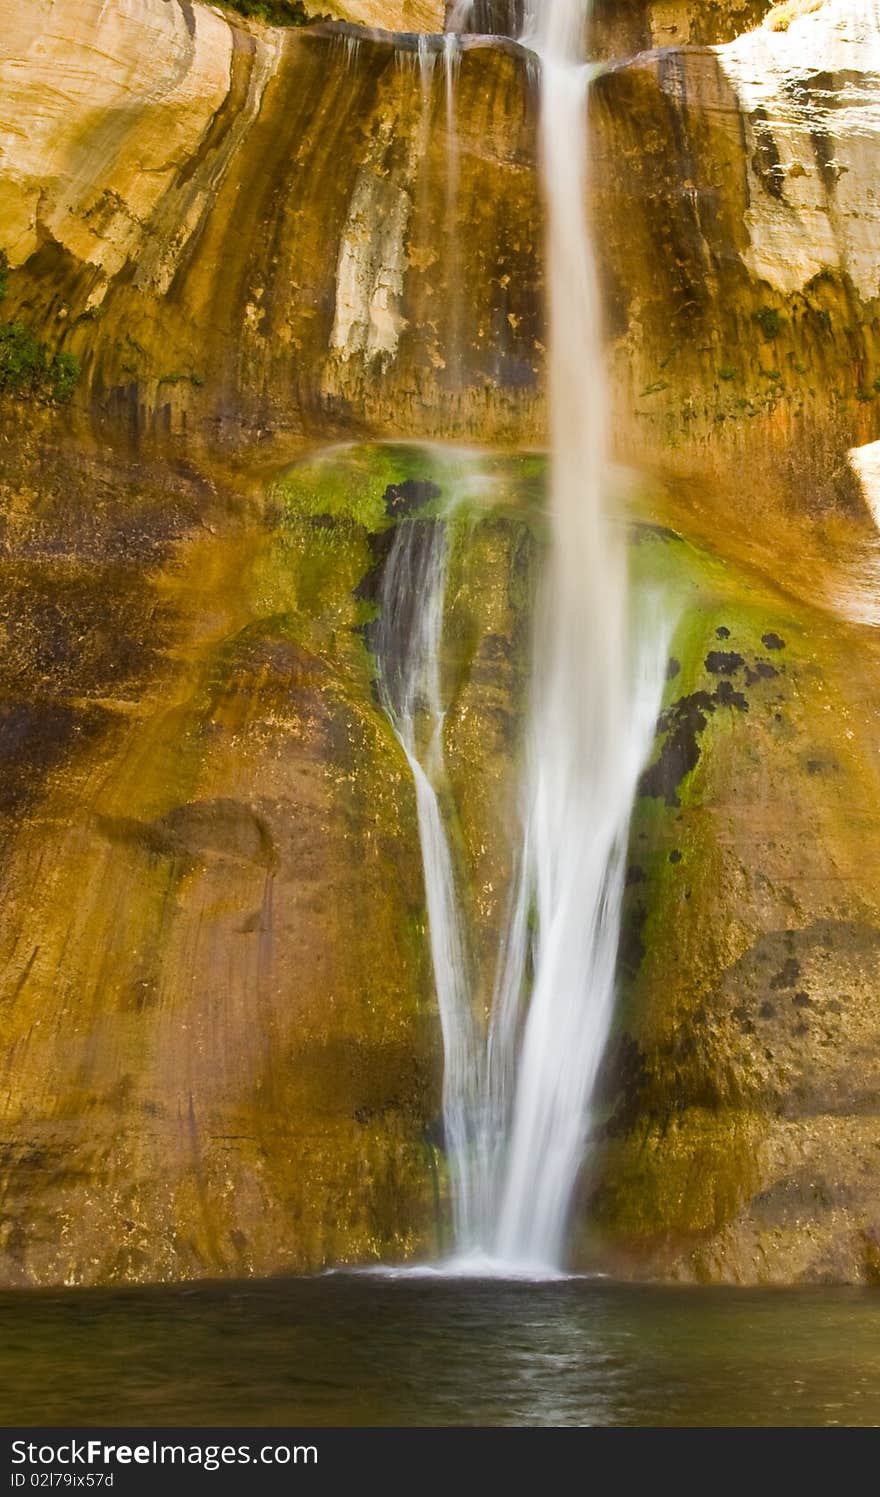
[352, 528, 395, 608]
[617, 898, 647, 986]
[0, 700, 109, 816]
[744, 659, 779, 685]
[750, 107, 786, 199]
[705, 650, 744, 675]
[639, 677, 749, 807]
[770, 957, 801, 989]
[99, 798, 278, 871]
[593, 1031, 648, 1138]
[715, 679, 748, 710]
[639, 689, 716, 806]
[383, 478, 441, 518]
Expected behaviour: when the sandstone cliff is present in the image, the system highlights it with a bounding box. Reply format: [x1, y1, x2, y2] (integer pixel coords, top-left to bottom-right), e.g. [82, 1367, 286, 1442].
[0, 0, 879, 1284]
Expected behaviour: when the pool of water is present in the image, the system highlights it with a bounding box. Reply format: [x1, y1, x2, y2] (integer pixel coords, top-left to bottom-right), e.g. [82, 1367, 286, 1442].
[1, 1274, 878, 1427]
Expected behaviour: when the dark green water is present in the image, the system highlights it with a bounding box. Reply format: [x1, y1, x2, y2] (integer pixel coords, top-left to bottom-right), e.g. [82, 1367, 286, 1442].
[1, 1275, 879, 1427]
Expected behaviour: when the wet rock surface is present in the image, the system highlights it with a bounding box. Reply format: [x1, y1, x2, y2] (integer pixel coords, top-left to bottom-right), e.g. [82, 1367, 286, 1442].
[0, 0, 879, 1285]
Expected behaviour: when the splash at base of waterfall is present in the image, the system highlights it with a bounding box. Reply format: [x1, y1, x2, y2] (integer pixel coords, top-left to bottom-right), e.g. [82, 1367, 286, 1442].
[350, 1255, 579, 1282]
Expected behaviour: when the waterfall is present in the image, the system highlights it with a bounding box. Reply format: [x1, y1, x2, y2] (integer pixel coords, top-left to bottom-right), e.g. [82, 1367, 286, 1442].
[374, 517, 483, 1248]
[443, 34, 463, 390]
[489, 0, 634, 1265]
[375, 0, 670, 1274]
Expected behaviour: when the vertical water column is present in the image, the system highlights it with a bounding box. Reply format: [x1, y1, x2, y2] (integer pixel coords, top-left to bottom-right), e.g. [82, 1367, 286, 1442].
[487, 0, 667, 1267]
[371, 1, 670, 1273]
[443, 34, 464, 391]
[374, 517, 484, 1251]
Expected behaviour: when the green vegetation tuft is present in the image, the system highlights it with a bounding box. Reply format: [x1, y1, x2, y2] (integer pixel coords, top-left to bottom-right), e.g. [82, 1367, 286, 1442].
[49, 350, 81, 402]
[158, 371, 205, 389]
[754, 307, 781, 339]
[221, 0, 327, 23]
[0, 248, 82, 403]
[0, 322, 81, 402]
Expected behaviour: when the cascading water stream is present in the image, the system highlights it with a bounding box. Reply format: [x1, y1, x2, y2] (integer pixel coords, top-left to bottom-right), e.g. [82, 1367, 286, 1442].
[374, 517, 483, 1248]
[488, 0, 644, 1267]
[374, 0, 671, 1274]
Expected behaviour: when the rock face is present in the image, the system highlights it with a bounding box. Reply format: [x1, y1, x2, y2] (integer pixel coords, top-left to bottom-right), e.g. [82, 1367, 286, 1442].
[2, 0, 877, 507]
[585, 521, 880, 1283]
[0, 6, 543, 452]
[0, 0, 880, 1284]
[0, 423, 539, 1284]
[596, 0, 880, 516]
[590, 0, 773, 53]
[0, 425, 442, 1284]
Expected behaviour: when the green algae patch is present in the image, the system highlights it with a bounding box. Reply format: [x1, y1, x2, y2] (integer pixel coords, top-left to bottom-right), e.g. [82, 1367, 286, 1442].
[272, 440, 543, 1039]
[259, 441, 547, 1240]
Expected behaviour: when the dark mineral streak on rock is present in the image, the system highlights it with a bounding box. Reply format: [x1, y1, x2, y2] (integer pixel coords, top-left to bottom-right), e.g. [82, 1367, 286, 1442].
[705, 650, 745, 675]
[639, 677, 749, 807]
[383, 478, 442, 518]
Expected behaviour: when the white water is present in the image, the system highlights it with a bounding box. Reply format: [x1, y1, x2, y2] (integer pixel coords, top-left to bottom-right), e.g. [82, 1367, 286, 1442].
[376, 0, 671, 1274]
[489, 0, 645, 1267]
[443, 35, 464, 389]
[374, 517, 483, 1247]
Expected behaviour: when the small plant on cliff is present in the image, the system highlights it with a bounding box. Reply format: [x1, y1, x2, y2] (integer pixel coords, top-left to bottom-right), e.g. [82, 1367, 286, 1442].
[49, 351, 81, 402]
[754, 307, 782, 340]
[0, 322, 46, 393]
[0, 321, 81, 403]
[222, 0, 328, 23]
[158, 370, 205, 389]
[0, 249, 81, 403]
